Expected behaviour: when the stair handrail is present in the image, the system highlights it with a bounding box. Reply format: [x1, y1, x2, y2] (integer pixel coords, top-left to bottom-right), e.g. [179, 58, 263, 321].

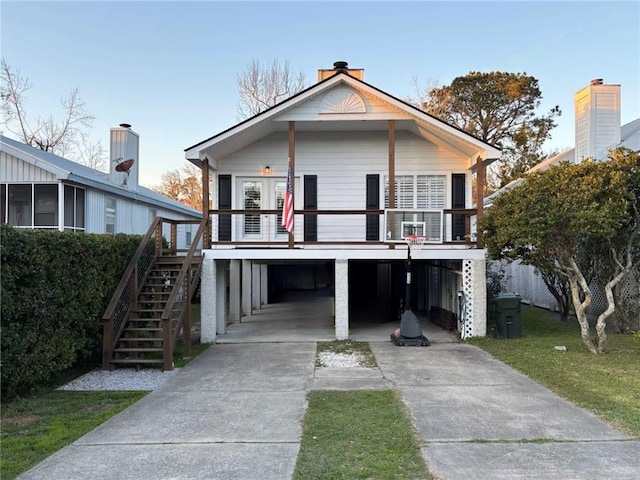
[102, 217, 163, 369]
[160, 216, 208, 370]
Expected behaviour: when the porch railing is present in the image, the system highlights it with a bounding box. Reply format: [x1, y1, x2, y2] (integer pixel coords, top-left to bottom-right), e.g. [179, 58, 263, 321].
[204, 208, 478, 246]
[160, 217, 207, 370]
[101, 217, 203, 370]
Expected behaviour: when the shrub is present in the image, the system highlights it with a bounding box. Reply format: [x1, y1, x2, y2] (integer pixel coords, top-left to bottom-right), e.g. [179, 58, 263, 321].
[1, 225, 140, 399]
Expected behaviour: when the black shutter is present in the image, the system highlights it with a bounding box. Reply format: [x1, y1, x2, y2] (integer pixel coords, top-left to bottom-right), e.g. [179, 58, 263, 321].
[366, 174, 380, 241]
[452, 173, 465, 241]
[304, 175, 317, 241]
[218, 175, 232, 241]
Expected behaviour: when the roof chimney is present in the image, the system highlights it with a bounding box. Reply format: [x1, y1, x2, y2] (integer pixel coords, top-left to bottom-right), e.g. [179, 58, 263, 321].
[574, 79, 621, 161]
[317, 60, 365, 82]
[333, 61, 349, 72]
[110, 124, 140, 191]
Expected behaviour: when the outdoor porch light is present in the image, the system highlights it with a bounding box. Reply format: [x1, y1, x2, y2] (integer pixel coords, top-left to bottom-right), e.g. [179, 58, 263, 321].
[263, 165, 271, 175]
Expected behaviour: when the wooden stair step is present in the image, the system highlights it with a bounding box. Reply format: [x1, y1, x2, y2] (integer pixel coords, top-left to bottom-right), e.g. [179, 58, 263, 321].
[110, 358, 164, 365]
[114, 347, 164, 352]
[124, 327, 163, 332]
[118, 337, 162, 342]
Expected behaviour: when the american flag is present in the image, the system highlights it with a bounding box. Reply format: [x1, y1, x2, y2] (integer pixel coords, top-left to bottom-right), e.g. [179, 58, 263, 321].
[282, 164, 294, 234]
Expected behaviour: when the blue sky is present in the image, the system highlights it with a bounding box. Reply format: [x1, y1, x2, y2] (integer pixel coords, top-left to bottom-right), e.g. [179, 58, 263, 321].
[2, 1, 639, 187]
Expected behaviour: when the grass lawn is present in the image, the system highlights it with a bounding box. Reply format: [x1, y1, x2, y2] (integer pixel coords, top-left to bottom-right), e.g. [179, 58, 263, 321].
[1, 391, 146, 479]
[294, 390, 433, 480]
[469, 305, 640, 437]
[1, 319, 210, 480]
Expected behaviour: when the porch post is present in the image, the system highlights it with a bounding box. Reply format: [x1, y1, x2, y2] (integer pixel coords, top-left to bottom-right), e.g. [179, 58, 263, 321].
[260, 263, 268, 306]
[216, 260, 227, 334]
[242, 259, 252, 317]
[57, 183, 64, 231]
[229, 259, 241, 322]
[334, 259, 349, 340]
[202, 157, 211, 249]
[475, 156, 485, 246]
[252, 263, 261, 310]
[288, 121, 295, 249]
[201, 256, 216, 343]
[388, 120, 396, 208]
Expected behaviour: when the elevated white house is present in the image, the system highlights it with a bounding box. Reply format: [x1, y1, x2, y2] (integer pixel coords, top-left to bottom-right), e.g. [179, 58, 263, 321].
[186, 62, 501, 342]
[486, 79, 640, 323]
[1, 124, 201, 245]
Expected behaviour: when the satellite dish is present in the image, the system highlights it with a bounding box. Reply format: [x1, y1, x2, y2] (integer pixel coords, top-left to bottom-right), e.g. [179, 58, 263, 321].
[115, 158, 135, 172]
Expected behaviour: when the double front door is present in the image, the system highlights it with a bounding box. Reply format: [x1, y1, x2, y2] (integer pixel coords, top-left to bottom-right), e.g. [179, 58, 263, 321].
[238, 178, 287, 241]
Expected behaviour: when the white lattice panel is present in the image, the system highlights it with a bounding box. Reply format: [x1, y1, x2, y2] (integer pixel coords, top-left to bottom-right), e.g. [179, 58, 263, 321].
[461, 259, 474, 339]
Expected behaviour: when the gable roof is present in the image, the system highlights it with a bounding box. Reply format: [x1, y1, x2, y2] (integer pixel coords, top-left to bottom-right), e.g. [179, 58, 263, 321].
[1, 135, 201, 217]
[185, 71, 501, 164]
[484, 117, 640, 206]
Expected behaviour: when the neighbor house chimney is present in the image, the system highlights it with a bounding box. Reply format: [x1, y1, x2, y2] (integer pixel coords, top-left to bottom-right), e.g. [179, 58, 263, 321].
[110, 123, 140, 191]
[317, 61, 365, 82]
[574, 79, 621, 161]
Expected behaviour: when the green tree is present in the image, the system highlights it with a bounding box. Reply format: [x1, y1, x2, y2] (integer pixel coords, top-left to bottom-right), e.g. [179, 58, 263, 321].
[418, 71, 561, 189]
[480, 148, 640, 354]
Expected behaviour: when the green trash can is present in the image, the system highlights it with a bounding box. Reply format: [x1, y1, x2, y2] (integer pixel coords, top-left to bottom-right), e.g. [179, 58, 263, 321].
[494, 293, 522, 339]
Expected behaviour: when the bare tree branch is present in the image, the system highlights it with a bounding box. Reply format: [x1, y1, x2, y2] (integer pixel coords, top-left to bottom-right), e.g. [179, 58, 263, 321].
[1, 59, 97, 166]
[236, 59, 307, 120]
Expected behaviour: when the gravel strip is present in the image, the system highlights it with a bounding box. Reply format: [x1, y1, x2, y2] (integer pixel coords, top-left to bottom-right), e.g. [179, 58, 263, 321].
[317, 352, 366, 368]
[57, 368, 180, 392]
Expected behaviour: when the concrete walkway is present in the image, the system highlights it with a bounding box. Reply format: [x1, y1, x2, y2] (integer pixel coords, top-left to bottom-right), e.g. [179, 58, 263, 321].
[19, 334, 640, 479]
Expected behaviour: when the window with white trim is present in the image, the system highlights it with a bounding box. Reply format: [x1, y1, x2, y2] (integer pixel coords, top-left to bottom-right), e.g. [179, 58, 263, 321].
[242, 181, 261, 235]
[385, 175, 446, 208]
[64, 185, 85, 232]
[106, 197, 116, 234]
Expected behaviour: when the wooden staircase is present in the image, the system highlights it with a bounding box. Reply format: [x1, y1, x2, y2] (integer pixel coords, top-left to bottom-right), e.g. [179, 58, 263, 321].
[102, 217, 206, 371]
[110, 256, 200, 368]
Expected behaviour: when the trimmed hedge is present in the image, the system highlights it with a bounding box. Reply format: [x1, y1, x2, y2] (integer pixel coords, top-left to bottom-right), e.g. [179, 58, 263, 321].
[1, 225, 140, 399]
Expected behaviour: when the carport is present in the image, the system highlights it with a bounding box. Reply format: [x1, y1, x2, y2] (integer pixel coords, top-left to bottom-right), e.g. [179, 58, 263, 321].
[199, 248, 487, 343]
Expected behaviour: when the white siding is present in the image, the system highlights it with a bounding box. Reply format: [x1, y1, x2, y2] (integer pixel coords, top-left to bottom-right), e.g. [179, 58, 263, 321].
[275, 85, 413, 121]
[1, 152, 57, 182]
[216, 130, 469, 242]
[85, 189, 107, 233]
[85, 188, 198, 248]
[574, 83, 621, 161]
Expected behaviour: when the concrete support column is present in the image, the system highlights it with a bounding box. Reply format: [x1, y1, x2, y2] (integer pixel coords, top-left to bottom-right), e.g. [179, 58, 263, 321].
[201, 257, 216, 343]
[260, 264, 268, 306]
[334, 259, 349, 340]
[216, 261, 227, 334]
[242, 260, 252, 317]
[471, 259, 487, 337]
[229, 260, 241, 323]
[252, 263, 261, 310]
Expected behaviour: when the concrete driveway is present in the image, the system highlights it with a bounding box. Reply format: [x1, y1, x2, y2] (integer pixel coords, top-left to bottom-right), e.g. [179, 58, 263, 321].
[19, 332, 640, 479]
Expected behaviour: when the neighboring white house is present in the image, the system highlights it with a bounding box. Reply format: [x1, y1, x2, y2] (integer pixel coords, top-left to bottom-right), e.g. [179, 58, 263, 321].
[1, 124, 201, 246]
[486, 79, 640, 324]
[185, 62, 502, 342]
